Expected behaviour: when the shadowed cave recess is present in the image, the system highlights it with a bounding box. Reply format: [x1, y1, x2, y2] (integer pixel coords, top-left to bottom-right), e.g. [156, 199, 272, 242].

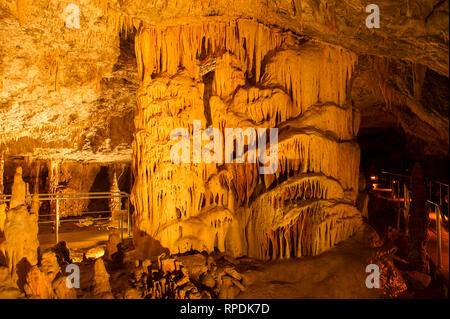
[0, 0, 448, 299]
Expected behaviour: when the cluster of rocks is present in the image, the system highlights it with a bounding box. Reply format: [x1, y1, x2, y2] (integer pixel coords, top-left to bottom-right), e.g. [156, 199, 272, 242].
[367, 225, 437, 298]
[0, 266, 23, 299]
[127, 253, 247, 299]
[23, 251, 76, 299]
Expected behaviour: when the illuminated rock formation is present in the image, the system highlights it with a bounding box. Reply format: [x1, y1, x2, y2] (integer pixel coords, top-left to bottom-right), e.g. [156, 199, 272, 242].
[0, 167, 39, 279]
[9, 167, 25, 210]
[23, 251, 77, 299]
[93, 259, 114, 298]
[23, 266, 54, 299]
[131, 19, 362, 259]
[109, 171, 123, 226]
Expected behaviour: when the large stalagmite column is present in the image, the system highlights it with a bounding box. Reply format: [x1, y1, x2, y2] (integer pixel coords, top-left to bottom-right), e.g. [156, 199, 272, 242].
[132, 19, 362, 259]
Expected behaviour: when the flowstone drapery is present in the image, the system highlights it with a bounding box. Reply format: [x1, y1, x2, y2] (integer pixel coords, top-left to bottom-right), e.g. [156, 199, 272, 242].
[131, 19, 362, 259]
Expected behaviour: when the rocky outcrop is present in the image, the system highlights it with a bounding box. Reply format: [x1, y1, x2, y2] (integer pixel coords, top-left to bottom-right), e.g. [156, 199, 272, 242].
[0, 266, 23, 299]
[23, 251, 77, 299]
[129, 253, 246, 299]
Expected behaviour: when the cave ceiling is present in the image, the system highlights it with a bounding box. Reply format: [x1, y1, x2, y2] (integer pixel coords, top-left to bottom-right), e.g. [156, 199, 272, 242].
[0, 0, 448, 161]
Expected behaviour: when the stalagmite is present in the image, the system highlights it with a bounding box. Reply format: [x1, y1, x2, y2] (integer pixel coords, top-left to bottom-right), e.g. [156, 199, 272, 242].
[109, 171, 122, 226]
[30, 193, 40, 215]
[93, 259, 114, 299]
[0, 166, 39, 280]
[23, 266, 54, 299]
[105, 231, 121, 260]
[10, 167, 25, 210]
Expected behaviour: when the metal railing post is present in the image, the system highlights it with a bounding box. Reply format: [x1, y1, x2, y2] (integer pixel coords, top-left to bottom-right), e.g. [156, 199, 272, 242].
[436, 205, 442, 269]
[55, 195, 59, 244]
[120, 211, 124, 242]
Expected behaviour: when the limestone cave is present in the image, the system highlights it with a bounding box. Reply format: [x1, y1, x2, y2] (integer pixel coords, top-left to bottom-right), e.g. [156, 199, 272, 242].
[0, 0, 448, 300]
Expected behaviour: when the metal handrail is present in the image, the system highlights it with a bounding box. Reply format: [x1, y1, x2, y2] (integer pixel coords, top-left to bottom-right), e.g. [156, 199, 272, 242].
[380, 171, 409, 178]
[427, 180, 449, 224]
[1, 191, 132, 243]
[376, 171, 445, 271]
[0, 192, 129, 202]
[429, 181, 449, 188]
[0, 191, 129, 196]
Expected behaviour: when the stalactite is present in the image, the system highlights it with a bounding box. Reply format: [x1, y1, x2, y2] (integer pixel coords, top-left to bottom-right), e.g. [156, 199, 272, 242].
[262, 45, 357, 116]
[412, 63, 427, 101]
[16, 0, 27, 27]
[372, 56, 398, 111]
[135, 19, 296, 81]
[107, 7, 136, 38]
[49, 160, 59, 224]
[254, 201, 361, 260]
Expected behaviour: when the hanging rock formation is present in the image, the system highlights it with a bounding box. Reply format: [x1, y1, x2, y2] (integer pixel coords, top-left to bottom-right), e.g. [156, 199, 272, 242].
[23, 251, 77, 299]
[131, 18, 362, 259]
[23, 266, 54, 299]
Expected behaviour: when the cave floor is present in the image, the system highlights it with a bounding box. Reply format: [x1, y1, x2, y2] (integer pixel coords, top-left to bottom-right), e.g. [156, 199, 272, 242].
[236, 229, 383, 299]
[38, 220, 130, 250]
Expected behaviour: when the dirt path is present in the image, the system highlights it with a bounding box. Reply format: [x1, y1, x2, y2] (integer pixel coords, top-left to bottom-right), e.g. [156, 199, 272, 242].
[238, 228, 384, 299]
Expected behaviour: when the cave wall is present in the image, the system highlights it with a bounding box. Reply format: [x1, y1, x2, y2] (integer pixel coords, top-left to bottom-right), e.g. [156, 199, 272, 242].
[1, 0, 447, 161]
[0, 0, 137, 162]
